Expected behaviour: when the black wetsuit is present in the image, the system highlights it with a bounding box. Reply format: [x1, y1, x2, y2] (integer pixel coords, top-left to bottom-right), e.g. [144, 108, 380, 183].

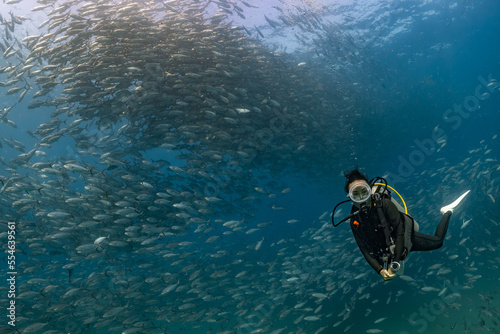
[350, 198, 452, 273]
[349, 198, 405, 273]
[412, 212, 452, 251]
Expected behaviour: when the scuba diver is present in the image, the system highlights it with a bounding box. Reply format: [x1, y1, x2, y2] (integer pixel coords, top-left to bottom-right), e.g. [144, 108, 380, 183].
[332, 170, 470, 281]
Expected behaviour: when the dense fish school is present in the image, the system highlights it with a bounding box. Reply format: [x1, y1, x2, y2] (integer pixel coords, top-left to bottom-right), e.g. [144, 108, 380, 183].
[0, 0, 499, 333]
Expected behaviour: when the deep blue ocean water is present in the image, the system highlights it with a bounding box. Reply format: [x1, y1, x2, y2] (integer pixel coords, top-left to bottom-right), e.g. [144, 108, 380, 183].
[0, 0, 499, 333]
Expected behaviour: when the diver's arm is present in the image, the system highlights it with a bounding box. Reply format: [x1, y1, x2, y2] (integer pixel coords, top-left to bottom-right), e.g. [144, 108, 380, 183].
[393, 232, 404, 262]
[359, 246, 383, 273]
[351, 230, 383, 273]
[384, 199, 405, 262]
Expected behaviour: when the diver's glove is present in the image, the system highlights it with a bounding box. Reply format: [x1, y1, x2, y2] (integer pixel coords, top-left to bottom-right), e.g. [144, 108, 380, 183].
[380, 268, 396, 281]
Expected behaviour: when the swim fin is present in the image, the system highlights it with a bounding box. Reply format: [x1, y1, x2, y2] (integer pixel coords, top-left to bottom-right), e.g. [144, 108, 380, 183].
[440, 190, 470, 214]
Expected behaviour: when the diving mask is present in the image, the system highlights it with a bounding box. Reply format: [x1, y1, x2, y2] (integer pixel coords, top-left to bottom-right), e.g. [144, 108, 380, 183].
[348, 182, 372, 203]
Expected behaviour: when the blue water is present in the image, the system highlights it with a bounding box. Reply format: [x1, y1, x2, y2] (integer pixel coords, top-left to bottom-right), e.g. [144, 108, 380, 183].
[0, 0, 499, 333]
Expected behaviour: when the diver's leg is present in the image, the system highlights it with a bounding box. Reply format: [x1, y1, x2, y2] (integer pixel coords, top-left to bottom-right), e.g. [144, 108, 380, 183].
[411, 212, 452, 251]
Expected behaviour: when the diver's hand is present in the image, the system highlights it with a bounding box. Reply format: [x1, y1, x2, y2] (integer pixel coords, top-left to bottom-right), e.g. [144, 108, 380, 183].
[380, 269, 396, 281]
